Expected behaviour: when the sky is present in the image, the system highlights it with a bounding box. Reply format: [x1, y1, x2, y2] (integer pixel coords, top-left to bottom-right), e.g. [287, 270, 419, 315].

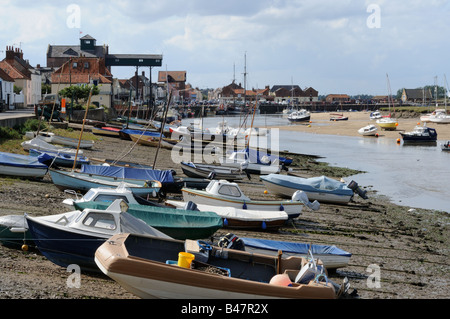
[1, 0, 449, 96]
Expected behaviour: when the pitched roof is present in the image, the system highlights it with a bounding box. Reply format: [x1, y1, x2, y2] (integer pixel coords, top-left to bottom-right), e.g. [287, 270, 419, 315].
[47, 45, 107, 59]
[0, 60, 29, 80]
[403, 88, 432, 99]
[0, 67, 15, 82]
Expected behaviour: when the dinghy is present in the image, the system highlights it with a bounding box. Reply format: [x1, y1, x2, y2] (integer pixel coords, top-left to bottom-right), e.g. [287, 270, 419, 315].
[166, 200, 288, 230]
[94, 232, 343, 299]
[0, 151, 48, 179]
[181, 180, 305, 219]
[260, 174, 364, 204]
[29, 149, 90, 168]
[22, 138, 83, 155]
[180, 161, 250, 181]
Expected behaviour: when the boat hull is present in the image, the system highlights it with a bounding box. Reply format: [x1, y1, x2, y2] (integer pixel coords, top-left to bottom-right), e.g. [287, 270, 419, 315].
[26, 216, 108, 272]
[180, 162, 248, 180]
[181, 188, 302, 219]
[49, 169, 161, 197]
[95, 233, 337, 299]
[260, 175, 353, 204]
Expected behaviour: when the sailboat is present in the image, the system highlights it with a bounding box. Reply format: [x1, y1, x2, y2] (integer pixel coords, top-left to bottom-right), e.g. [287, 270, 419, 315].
[376, 74, 398, 130]
[428, 75, 450, 124]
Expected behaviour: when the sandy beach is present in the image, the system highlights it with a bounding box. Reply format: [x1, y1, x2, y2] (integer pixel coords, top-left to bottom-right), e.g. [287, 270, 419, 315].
[272, 111, 450, 141]
[0, 119, 449, 301]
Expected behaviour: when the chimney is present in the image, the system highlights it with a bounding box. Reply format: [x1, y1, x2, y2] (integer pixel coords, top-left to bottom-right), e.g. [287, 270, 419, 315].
[5, 46, 15, 61]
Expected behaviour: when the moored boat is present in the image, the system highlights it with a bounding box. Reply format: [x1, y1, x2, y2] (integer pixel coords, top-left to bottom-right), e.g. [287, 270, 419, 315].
[181, 179, 304, 219]
[287, 109, 311, 122]
[48, 168, 162, 197]
[260, 174, 365, 204]
[73, 200, 223, 240]
[25, 200, 172, 272]
[94, 232, 343, 299]
[29, 148, 90, 168]
[0, 151, 48, 179]
[166, 200, 288, 230]
[358, 124, 378, 136]
[399, 124, 437, 143]
[376, 117, 398, 130]
[180, 161, 250, 181]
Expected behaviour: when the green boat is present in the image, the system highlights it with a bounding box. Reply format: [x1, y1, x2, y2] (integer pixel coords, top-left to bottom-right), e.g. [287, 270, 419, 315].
[73, 201, 223, 240]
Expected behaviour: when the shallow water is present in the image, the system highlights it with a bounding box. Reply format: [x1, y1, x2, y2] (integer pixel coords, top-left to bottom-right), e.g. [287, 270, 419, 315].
[183, 114, 450, 213]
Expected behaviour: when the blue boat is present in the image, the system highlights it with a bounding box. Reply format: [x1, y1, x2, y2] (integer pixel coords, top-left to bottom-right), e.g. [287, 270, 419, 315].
[237, 236, 352, 270]
[119, 128, 162, 140]
[48, 168, 162, 197]
[29, 149, 90, 168]
[0, 151, 48, 179]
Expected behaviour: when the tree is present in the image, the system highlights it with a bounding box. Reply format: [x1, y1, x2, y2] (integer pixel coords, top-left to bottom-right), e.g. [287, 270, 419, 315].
[58, 84, 99, 104]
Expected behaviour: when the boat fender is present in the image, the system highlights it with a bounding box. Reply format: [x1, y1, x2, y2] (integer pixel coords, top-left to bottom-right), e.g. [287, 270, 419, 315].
[223, 218, 228, 226]
[279, 203, 284, 211]
[261, 221, 267, 230]
[242, 202, 247, 210]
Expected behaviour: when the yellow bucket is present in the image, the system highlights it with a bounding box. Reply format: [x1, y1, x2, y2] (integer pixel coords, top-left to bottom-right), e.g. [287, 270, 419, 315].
[178, 252, 195, 268]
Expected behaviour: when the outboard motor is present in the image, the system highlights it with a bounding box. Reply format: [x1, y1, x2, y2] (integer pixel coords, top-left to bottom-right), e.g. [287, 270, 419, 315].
[347, 180, 368, 199]
[292, 190, 320, 211]
[207, 172, 216, 180]
[217, 233, 245, 251]
[183, 201, 199, 211]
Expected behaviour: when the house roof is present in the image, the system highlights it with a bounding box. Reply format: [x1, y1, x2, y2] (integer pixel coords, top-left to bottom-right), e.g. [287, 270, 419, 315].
[0, 60, 29, 80]
[403, 88, 432, 99]
[270, 85, 302, 93]
[47, 45, 107, 59]
[158, 71, 186, 82]
[0, 67, 15, 82]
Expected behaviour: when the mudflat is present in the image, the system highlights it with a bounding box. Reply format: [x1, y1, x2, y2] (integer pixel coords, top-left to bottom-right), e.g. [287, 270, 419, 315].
[0, 129, 448, 300]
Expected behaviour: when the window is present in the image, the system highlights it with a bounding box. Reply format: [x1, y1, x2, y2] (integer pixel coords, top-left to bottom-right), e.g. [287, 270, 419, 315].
[93, 195, 129, 203]
[82, 212, 116, 230]
[84, 62, 89, 69]
[72, 62, 78, 68]
[218, 185, 242, 197]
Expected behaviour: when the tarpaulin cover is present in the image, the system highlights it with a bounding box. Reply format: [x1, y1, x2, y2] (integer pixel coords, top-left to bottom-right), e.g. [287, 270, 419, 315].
[0, 151, 48, 168]
[80, 164, 174, 183]
[241, 237, 352, 257]
[261, 174, 353, 196]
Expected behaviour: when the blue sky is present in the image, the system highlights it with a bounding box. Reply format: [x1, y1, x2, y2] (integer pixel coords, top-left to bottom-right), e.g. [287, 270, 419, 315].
[1, 0, 449, 96]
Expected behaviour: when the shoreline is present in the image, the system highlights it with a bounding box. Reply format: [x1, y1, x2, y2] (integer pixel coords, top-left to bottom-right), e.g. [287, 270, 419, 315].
[266, 111, 450, 141]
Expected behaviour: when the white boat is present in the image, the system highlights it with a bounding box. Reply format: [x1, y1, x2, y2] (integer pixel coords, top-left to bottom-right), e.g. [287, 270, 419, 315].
[219, 150, 281, 175]
[287, 109, 311, 122]
[369, 111, 382, 120]
[260, 174, 364, 205]
[166, 200, 289, 230]
[25, 131, 94, 149]
[181, 179, 305, 219]
[358, 124, 378, 136]
[427, 110, 450, 124]
[22, 138, 83, 155]
[61, 183, 163, 209]
[376, 117, 398, 131]
[420, 109, 446, 122]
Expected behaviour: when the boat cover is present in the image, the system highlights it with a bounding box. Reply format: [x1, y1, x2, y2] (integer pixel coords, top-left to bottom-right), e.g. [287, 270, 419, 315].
[262, 174, 353, 196]
[74, 201, 223, 229]
[0, 152, 48, 168]
[241, 237, 352, 257]
[237, 147, 292, 165]
[80, 164, 174, 183]
[120, 129, 160, 137]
